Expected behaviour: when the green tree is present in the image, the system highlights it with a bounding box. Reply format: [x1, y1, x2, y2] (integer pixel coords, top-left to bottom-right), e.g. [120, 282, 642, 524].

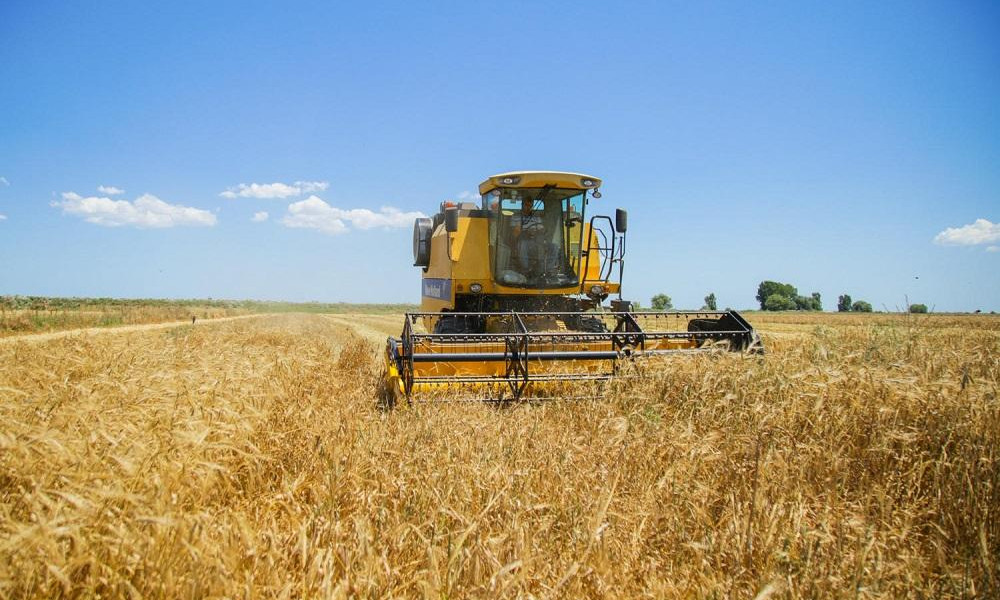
[756, 281, 798, 310]
[837, 294, 852, 312]
[852, 300, 873, 312]
[703, 293, 717, 310]
[909, 303, 928, 313]
[764, 294, 797, 311]
[650, 294, 672, 311]
[792, 293, 821, 311]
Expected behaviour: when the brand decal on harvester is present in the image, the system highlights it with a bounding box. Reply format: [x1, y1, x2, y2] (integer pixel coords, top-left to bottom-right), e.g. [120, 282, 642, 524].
[422, 278, 451, 300]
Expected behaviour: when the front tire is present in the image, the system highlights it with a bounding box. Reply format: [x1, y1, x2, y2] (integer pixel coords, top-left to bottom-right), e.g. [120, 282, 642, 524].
[433, 314, 484, 334]
[568, 315, 609, 333]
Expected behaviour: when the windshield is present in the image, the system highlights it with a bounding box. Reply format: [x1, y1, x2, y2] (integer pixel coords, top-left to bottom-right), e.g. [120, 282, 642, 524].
[488, 187, 586, 288]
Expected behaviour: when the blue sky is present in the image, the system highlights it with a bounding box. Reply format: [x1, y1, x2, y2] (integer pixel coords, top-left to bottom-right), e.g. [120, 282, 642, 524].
[1, 0, 997, 311]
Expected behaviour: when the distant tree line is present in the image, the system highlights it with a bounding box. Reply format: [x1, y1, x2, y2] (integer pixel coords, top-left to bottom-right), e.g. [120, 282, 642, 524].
[755, 281, 822, 311]
[0, 295, 248, 311]
[836, 293, 873, 313]
[0, 295, 418, 314]
[759, 283, 931, 313]
[645, 284, 937, 313]
[646, 292, 718, 312]
[650, 294, 672, 311]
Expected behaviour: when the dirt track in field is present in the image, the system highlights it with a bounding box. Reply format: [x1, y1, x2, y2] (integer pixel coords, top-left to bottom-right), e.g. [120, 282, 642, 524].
[319, 313, 401, 344]
[0, 313, 407, 347]
[0, 313, 268, 345]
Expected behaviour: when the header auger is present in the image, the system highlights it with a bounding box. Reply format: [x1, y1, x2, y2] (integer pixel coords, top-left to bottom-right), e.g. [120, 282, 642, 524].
[383, 171, 762, 404]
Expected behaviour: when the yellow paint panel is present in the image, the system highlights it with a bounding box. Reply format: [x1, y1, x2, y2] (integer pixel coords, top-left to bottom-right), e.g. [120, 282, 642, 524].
[451, 219, 491, 280]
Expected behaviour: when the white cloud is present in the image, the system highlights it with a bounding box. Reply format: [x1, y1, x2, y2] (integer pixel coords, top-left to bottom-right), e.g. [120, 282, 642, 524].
[933, 218, 1000, 247]
[97, 185, 125, 195]
[987, 246, 999, 253]
[297, 181, 329, 194]
[281, 195, 424, 235]
[53, 192, 217, 228]
[0, 176, 8, 186]
[281, 196, 347, 234]
[220, 180, 329, 199]
[251, 211, 269, 222]
[456, 190, 479, 202]
[0, 214, 6, 221]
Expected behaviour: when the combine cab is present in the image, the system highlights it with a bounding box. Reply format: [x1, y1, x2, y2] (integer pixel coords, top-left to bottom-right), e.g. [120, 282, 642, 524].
[384, 171, 762, 403]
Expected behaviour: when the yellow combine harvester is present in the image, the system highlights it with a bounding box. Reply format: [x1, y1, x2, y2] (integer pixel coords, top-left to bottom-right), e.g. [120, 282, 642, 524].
[384, 171, 761, 402]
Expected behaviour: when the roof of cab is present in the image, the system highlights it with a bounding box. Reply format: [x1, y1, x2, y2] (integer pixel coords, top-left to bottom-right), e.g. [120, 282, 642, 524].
[478, 171, 602, 195]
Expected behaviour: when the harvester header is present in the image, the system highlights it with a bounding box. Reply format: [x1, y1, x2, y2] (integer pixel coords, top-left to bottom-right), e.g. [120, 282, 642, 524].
[384, 170, 762, 403]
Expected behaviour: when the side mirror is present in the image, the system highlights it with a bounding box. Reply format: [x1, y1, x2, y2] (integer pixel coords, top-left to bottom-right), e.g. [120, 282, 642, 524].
[615, 208, 627, 233]
[444, 207, 459, 233]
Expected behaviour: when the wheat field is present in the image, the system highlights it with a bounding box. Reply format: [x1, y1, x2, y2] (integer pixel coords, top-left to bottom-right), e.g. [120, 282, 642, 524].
[0, 312, 996, 598]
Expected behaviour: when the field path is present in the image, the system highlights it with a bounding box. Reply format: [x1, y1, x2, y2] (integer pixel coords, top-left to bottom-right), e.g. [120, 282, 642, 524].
[0, 313, 268, 345]
[319, 313, 401, 344]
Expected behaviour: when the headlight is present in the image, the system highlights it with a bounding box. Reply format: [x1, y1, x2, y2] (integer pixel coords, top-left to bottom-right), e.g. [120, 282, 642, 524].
[470, 283, 483, 294]
[589, 284, 605, 296]
[580, 178, 598, 187]
[499, 175, 521, 186]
